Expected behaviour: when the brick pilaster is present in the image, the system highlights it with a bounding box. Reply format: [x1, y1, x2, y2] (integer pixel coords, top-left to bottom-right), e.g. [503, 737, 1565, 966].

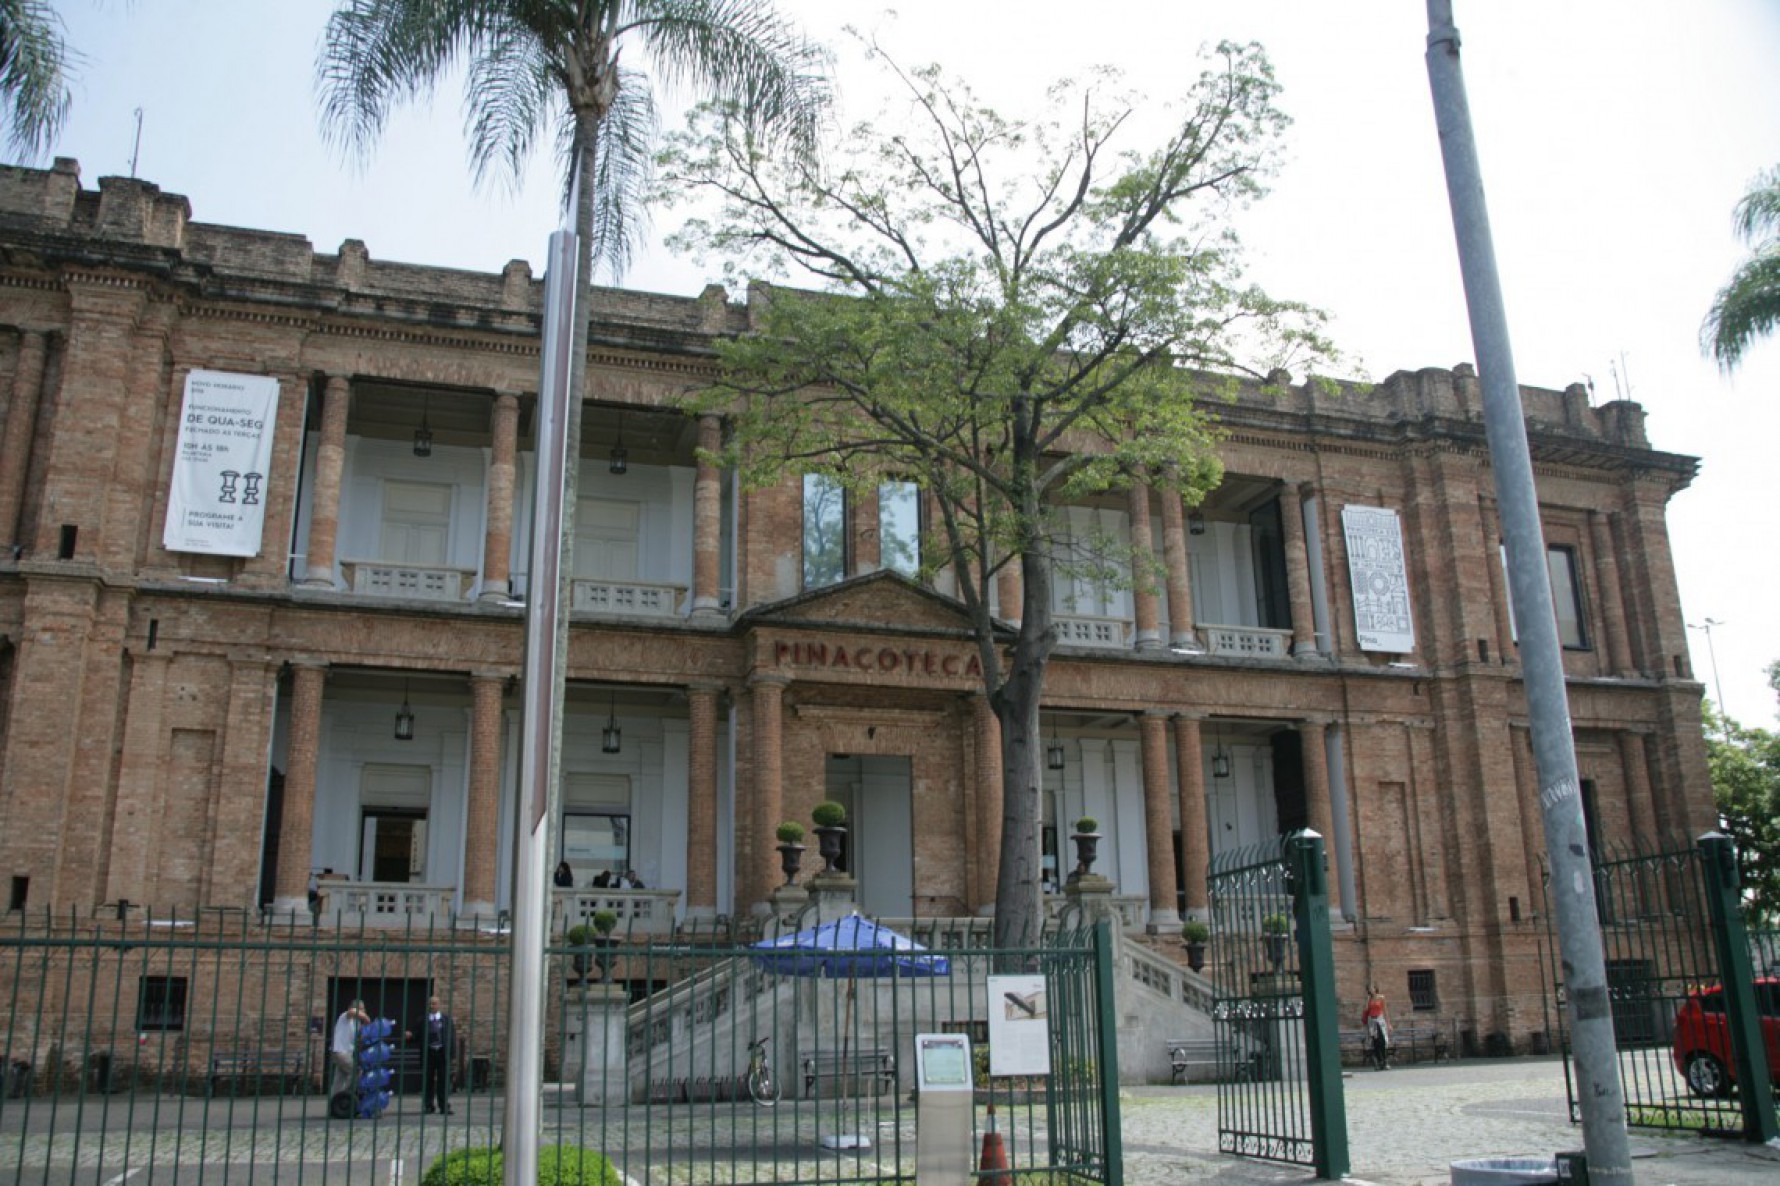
[272, 661, 326, 914]
[1482, 500, 1518, 665]
[995, 557, 1022, 627]
[461, 672, 506, 916]
[686, 682, 721, 915]
[211, 657, 279, 907]
[1173, 715, 1209, 916]
[1139, 710, 1179, 928]
[691, 415, 724, 616]
[0, 329, 48, 549]
[1590, 510, 1633, 675]
[301, 376, 350, 586]
[972, 694, 1003, 913]
[1300, 717, 1342, 913]
[1160, 484, 1198, 650]
[1280, 482, 1319, 656]
[1128, 479, 1161, 650]
[479, 392, 520, 602]
[747, 673, 789, 913]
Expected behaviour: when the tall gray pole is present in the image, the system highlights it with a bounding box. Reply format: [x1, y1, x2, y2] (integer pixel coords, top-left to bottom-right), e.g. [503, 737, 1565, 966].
[503, 225, 579, 1186]
[1424, 3, 1631, 1179]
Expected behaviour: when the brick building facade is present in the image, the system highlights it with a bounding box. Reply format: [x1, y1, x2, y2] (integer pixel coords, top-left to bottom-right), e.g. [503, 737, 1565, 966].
[0, 160, 1711, 1050]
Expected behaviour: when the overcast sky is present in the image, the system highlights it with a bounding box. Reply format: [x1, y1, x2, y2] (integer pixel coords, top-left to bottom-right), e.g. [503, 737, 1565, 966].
[45, 0, 1780, 723]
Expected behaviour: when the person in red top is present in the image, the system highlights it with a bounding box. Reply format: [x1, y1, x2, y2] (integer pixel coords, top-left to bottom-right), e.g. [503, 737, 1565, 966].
[1361, 988, 1392, 1070]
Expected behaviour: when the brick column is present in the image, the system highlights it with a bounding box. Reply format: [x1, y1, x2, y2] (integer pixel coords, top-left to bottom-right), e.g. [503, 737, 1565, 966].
[973, 694, 1003, 914]
[479, 392, 520, 602]
[691, 414, 724, 616]
[1619, 728, 1661, 915]
[1590, 510, 1633, 675]
[1160, 486, 1198, 650]
[272, 661, 326, 914]
[302, 376, 351, 586]
[0, 329, 48, 548]
[1128, 480, 1162, 650]
[1299, 717, 1342, 913]
[1173, 714, 1210, 917]
[995, 559, 1023, 627]
[747, 673, 790, 913]
[686, 682, 722, 916]
[1280, 482, 1319, 656]
[1139, 711, 1180, 929]
[461, 672, 506, 917]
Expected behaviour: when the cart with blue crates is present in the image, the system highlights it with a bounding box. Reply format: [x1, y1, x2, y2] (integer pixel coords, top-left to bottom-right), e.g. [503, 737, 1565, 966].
[329, 1016, 397, 1120]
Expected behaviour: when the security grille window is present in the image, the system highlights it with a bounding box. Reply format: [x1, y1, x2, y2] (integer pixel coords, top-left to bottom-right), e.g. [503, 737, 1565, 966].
[1407, 969, 1438, 1012]
[138, 976, 188, 1032]
[802, 474, 848, 589]
[1547, 545, 1590, 650]
[879, 481, 921, 577]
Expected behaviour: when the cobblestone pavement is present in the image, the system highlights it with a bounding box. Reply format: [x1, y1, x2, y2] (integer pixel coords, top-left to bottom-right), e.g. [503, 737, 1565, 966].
[1, 1057, 1776, 1183]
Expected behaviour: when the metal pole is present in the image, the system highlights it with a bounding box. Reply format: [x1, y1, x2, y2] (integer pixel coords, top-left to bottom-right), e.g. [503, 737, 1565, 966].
[1423, 4, 1631, 1179]
[503, 226, 579, 1186]
[1688, 619, 1726, 717]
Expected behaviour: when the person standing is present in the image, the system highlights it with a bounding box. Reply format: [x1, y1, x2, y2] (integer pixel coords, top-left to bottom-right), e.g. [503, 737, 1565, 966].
[330, 999, 369, 1104]
[422, 995, 456, 1115]
[1361, 987, 1392, 1070]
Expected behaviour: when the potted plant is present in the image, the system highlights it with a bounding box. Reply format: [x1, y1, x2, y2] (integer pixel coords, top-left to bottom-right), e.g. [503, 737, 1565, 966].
[1069, 816, 1101, 880]
[565, 923, 597, 981]
[1260, 913, 1291, 968]
[775, 820, 807, 885]
[1181, 920, 1210, 973]
[811, 800, 848, 874]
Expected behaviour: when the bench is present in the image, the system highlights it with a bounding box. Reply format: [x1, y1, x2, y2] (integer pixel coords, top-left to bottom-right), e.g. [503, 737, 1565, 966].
[1341, 1023, 1450, 1067]
[1168, 1037, 1257, 1084]
[207, 1048, 312, 1097]
[800, 1047, 896, 1098]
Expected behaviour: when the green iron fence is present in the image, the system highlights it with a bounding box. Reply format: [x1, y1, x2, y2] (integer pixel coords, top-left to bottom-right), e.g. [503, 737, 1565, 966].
[1204, 831, 1346, 1178]
[0, 905, 1120, 1184]
[1545, 833, 1778, 1143]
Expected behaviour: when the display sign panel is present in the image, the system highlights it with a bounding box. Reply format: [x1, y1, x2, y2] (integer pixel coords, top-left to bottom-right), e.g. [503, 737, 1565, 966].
[1341, 504, 1416, 653]
[162, 370, 280, 557]
[987, 974, 1051, 1076]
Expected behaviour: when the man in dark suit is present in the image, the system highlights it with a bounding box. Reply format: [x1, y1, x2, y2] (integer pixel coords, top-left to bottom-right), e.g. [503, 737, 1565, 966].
[421, 995, 455, 1114]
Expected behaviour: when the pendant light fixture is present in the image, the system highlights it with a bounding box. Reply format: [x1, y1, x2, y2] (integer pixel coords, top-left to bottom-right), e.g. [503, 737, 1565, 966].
[1188, 507, 1207, 536]
[601, 689, 622, 754]
[394, 680, 415, 741]
[1046, 716, 1066, 771]
[1211, 725, 1231, 779]
[413, 395, 433, 457]
[609, 410, 628, 475]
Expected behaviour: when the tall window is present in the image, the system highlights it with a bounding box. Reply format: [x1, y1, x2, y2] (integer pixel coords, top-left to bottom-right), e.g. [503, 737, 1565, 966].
[803, 474, 847, 589]
[380, 480, 452, 565]
[1407, 969, 1438, 1012]
[1547, 545, 1590, 649]
[879, 481, 921, 577]
[138, 976, 188, 1031]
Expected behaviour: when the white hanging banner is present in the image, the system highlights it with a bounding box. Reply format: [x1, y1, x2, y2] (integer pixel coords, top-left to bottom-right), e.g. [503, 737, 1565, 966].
[1341, 504, 1415, 653]
[162, 370, 280, 556]
[986, 974, 1051, 1077]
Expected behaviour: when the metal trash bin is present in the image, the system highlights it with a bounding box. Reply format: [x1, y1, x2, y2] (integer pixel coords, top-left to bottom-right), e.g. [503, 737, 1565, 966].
[1449, 1157, 1557, 1185]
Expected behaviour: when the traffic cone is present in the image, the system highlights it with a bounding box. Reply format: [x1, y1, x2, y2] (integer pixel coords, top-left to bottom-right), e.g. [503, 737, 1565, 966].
[979, 1102, 1010, 1178]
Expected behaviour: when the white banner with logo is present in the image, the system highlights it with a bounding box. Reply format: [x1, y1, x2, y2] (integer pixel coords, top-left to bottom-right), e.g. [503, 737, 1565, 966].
[986, 974, 1051, 1076]
[1341, 504, 1415, 653]
[162, 370, 280, 557]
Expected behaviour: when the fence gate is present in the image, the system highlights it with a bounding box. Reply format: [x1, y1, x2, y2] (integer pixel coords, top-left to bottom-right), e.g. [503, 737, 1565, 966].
[1206, 831, 1347, 1178]
[1544, 834, 1777, 1142]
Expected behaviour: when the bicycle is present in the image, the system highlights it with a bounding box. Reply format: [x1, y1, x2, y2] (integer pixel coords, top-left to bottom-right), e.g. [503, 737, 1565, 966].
[744, 1035, 779, 1105]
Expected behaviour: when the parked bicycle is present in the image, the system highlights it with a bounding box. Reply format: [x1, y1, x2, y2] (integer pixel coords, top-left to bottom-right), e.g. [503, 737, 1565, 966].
[744, 1035, 779, 1105]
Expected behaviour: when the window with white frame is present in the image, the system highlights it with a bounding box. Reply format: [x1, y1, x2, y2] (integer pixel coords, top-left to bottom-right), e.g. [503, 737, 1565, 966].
[803, 474, 847, 589]
[1499, 542, 1592, 650]
[879, 481, 921, 577]
[380, 480, 452, 566]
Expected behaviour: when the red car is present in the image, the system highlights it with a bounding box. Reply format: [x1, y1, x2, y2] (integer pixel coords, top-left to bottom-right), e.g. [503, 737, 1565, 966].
[1671, 977, 1780, 1098]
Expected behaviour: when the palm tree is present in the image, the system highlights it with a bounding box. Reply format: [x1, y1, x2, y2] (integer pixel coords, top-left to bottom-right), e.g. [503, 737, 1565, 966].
[1703, 165, 1780, 372]
[0, 0, 73, 161]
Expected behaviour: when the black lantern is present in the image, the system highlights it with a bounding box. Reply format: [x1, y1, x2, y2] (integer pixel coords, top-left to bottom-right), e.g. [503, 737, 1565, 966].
[1046, 719, 1066, 771]
[395, 681, 415, 741]
[413, 396, 433, 458]
[1187, 507, 1207, 536]
[609, 411, 628, 475]
[1211, 727, 1231, 779]
[601, 690, 622, 754]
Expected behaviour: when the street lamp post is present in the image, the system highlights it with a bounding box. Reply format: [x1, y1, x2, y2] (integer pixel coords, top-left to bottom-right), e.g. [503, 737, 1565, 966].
[1688, 618, 1726, 718]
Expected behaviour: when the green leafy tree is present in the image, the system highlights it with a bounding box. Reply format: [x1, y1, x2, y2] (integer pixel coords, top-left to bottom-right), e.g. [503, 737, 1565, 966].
[1703, 165, 1780, 371]
[1704, 701, 1780, 925]
[662, 42, 1334, 947]
[0, 0, 74, 160]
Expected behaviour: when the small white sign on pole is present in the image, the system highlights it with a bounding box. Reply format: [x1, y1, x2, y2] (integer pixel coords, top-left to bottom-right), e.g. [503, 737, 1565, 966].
[1341, 504, 1416, 653]
[987, 974, 1051, 1077]
[162, 370, 280, 556]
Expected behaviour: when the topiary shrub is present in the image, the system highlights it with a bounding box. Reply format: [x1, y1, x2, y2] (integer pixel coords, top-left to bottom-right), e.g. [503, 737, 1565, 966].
[590, 909, 619, 935]
[422, 1144, 621, 1186]
[776, 820, 806, 844]
[1073, 816, 1098, 835]
[1181, 920, 1210, 944]
[811, 800, 848, 828]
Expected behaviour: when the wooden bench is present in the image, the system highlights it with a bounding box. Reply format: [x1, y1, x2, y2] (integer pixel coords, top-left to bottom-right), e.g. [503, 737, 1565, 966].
[1168, 1037, 1257, 1084]
[207, 1048, 312, 1097]
[800, 1047, 896, 1098]
[1341, 1023, 1450, 1067]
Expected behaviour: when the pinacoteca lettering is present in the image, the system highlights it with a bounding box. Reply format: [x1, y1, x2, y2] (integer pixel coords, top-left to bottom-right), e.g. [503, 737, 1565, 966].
[774, 641, 981, 678]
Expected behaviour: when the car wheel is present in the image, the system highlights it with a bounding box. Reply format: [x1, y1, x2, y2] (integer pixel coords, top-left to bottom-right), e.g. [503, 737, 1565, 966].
[1684, 1052, 1731, 1099]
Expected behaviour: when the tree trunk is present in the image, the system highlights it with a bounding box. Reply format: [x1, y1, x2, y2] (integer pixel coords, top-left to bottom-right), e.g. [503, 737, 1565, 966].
[991, 543, 1056, 954]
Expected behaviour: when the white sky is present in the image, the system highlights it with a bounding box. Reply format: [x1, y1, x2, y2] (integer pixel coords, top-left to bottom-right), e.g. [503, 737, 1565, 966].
[46, 0, 1780, 724]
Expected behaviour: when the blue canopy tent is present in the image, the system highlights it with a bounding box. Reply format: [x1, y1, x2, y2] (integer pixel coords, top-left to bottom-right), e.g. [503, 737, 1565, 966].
[750, 914, 951, 979]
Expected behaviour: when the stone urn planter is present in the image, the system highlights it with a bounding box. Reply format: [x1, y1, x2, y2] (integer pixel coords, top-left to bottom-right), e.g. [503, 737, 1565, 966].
[775, 821, 807, 885]
[1182, 921, 1210, 973]
[1261, 914, 1290, 969]
[568, 910, 620, 981]
[1069, 817, 1102, 881]
[811, 800, 849, 874]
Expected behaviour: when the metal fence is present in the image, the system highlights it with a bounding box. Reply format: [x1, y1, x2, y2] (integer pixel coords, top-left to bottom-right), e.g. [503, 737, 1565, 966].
[0, 905, 1121, 1184]
[1546, 835, 1778, 1142]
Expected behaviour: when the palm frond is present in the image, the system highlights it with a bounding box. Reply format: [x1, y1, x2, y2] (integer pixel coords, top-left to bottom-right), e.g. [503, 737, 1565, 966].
[462, 14, 561, 189]
[584, 68, 659, 279]
[1703, 247, 1780, 371]
[0, 0, 72, 161]
[1732, 165, 1780, 246]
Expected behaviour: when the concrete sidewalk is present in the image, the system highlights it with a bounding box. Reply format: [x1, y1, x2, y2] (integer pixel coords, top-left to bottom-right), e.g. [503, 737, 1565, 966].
[1121, 1056, 1780, 1185]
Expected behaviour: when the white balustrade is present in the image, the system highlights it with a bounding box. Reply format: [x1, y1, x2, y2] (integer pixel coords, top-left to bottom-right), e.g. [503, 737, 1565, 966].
[319, 882, 456, 926]
[571, 579, 687, 618]
[340, 560, 473, 602]
[1199, 624, 1294, 658]
[1054, 614, 1132, 648]
[554, 888, 682, 936]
